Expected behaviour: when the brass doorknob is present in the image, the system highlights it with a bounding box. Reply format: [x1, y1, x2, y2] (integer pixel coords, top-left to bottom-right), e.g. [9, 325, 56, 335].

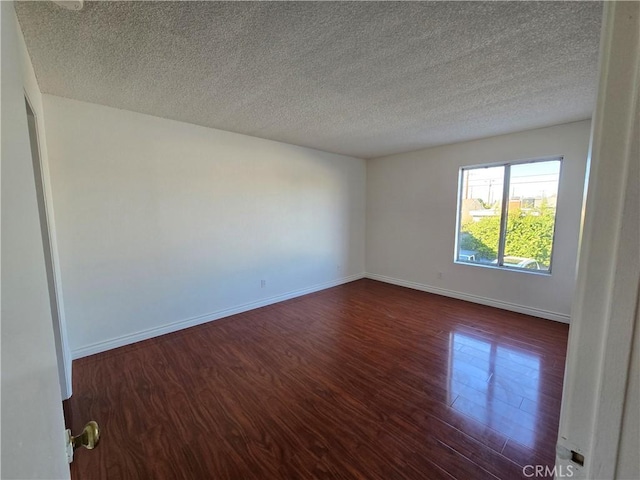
[71, 421, 100, 450]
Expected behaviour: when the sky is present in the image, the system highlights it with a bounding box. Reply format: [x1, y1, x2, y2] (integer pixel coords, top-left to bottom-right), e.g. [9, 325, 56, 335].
[463, 160, 560, 203]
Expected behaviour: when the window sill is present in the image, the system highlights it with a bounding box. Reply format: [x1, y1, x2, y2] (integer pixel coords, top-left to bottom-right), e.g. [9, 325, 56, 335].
[454, 260, 552, 276]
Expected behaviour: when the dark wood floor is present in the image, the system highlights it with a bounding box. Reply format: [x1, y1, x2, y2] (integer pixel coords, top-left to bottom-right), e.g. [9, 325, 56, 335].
[66, 279, 569, 479]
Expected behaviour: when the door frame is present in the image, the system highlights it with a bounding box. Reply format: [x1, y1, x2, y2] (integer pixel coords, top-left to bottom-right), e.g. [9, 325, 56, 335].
[24, 91, 73, 400]
[556, 2, 640, 478]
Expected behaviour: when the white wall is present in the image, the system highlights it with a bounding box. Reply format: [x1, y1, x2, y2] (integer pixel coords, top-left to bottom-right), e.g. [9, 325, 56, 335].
[0, 3, 70, 478]
[42, 95, 366, 357]
[366, 120, 591, 322]
[616, 79, 639, 479]
[617, 304, 639, 480]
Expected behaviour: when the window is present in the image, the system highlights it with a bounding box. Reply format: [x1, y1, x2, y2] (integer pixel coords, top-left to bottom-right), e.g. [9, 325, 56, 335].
[455, 157, 562, 274]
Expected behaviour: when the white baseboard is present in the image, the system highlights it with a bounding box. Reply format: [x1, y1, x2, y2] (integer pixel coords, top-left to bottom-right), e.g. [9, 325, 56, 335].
[72, 273, 365, 359]
[365, 273, 570, 324]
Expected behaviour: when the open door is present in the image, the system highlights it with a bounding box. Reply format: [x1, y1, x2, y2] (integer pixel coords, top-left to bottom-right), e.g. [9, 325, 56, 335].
[25, 95, 73, 400]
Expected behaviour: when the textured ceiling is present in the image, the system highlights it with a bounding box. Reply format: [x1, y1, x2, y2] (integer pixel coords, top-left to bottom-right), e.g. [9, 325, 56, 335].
[15, 1, 602, 159]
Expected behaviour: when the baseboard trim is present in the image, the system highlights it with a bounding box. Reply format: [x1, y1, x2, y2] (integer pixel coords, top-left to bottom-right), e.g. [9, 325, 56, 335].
[365, 273, 571, 324]
[72, 273, 365, 359]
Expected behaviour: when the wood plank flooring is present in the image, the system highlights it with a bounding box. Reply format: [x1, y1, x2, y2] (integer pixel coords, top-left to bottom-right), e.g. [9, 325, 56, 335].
[66, 279, 569, 479]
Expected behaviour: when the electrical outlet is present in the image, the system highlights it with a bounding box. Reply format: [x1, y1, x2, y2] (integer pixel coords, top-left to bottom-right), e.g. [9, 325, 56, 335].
[260, 280, 266, 288]
[437, 272, 443, 280]
[337, 264, 342, 273]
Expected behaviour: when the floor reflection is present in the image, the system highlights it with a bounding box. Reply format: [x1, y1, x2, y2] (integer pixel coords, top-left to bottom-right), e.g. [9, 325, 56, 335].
[448, 330, 541, 447]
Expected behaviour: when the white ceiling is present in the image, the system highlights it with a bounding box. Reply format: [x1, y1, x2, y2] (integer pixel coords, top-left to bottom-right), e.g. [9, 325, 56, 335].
[15, 1, 602, 159]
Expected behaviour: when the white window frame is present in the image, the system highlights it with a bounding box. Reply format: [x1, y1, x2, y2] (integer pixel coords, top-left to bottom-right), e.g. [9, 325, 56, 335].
[454, 156, 563, 275]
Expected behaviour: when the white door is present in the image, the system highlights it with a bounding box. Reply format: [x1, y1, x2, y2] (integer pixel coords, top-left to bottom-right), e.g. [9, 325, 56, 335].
[1, 1, 70, 477]
[25, 95, 73, 401]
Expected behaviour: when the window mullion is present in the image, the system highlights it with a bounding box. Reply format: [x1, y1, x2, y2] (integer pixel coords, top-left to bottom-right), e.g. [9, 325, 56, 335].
[497, 165, 511, 266]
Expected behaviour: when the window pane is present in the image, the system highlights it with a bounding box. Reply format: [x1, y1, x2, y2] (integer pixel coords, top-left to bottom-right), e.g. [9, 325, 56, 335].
[503, 161, 561, 272]
[457, 166, 504, 264]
